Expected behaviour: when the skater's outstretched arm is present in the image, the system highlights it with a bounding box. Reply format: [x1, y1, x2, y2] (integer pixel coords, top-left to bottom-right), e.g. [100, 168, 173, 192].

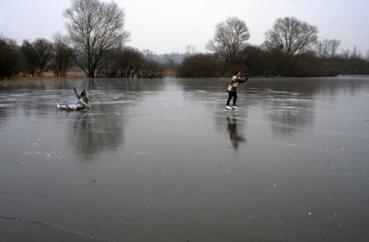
[73, 87, 81, 99]
[238, 76, 248, 83]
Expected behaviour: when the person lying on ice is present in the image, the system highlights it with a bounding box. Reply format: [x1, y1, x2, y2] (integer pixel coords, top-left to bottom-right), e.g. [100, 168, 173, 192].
[57, 87, 90, 111]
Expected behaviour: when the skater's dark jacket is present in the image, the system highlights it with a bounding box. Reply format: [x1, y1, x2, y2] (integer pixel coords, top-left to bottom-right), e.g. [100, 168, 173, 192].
[73, 87, 89, 107]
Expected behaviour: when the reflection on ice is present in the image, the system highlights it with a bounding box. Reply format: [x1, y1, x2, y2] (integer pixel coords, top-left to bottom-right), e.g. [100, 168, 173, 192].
[1, 77, 369, 241]
[226, 112, 246, 150]
[63, 106, 125, 159]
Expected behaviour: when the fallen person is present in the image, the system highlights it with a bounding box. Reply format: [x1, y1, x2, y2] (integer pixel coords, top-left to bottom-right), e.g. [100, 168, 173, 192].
[57, 87, 89, 111]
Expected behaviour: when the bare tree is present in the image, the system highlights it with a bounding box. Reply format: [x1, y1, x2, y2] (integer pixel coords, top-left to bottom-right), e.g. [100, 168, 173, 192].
[98, 47, 143, 78]
[264, 17, 318, 57]
[20, 39, 53, 76]
[340, 49, 351, 59]
[316, 39, 341, 57]
[329, 39, 341, 57]
[98, 47, 162, 78]
[178, 54, 227, 77]
[20, 40, 38, 76]
[64, 0, 129, 77]
[33, 38, 54, 74]
[207, 17, 250, 64]
[51, 33, 74, 76]
[350, 46, 362, 59]
[185, 45, 196, 55]
[0, 37, 22, 80]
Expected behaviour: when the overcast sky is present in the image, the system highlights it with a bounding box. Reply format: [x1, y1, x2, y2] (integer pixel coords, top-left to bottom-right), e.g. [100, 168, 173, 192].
[0, 0, 368, 54]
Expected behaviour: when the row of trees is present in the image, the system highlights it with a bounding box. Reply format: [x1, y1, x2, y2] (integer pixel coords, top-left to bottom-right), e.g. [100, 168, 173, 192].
[0, 35, 162, 80]
[1, 0, 369, 79]
[0, 0, 162, 80]
[179, 16, 369, 77]
[20, 37, 73, 76]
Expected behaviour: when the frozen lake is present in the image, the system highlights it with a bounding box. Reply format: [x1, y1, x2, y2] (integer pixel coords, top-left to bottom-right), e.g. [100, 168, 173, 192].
[1, 77, 369, 241]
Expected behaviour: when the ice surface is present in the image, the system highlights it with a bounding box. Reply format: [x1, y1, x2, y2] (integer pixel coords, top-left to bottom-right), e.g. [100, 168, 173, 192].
[1, 77, 369, 241]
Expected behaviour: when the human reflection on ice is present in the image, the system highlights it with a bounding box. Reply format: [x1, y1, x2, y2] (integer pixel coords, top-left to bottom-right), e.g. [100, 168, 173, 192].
[0, 107, 9, 130]
[226, 112, 246, 151]
[64, 105, 125, 159]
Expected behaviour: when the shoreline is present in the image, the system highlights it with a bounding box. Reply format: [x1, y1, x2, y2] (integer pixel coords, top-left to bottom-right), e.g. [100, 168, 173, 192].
[1, 74, 369, 83]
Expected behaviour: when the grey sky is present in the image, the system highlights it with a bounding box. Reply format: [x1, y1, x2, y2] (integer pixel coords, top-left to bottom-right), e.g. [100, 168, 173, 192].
[0, 0, 368, 54]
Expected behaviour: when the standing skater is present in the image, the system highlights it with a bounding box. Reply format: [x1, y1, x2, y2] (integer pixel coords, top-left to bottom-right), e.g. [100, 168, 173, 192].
[226, 70, 248, 110]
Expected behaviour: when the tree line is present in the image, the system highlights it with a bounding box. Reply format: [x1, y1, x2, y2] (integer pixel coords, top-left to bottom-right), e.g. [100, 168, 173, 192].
[0, 0, 162, 80]
[1, 0, 369, 80]
[178, 17, 369, 77]
[0, 35, 163, 80]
